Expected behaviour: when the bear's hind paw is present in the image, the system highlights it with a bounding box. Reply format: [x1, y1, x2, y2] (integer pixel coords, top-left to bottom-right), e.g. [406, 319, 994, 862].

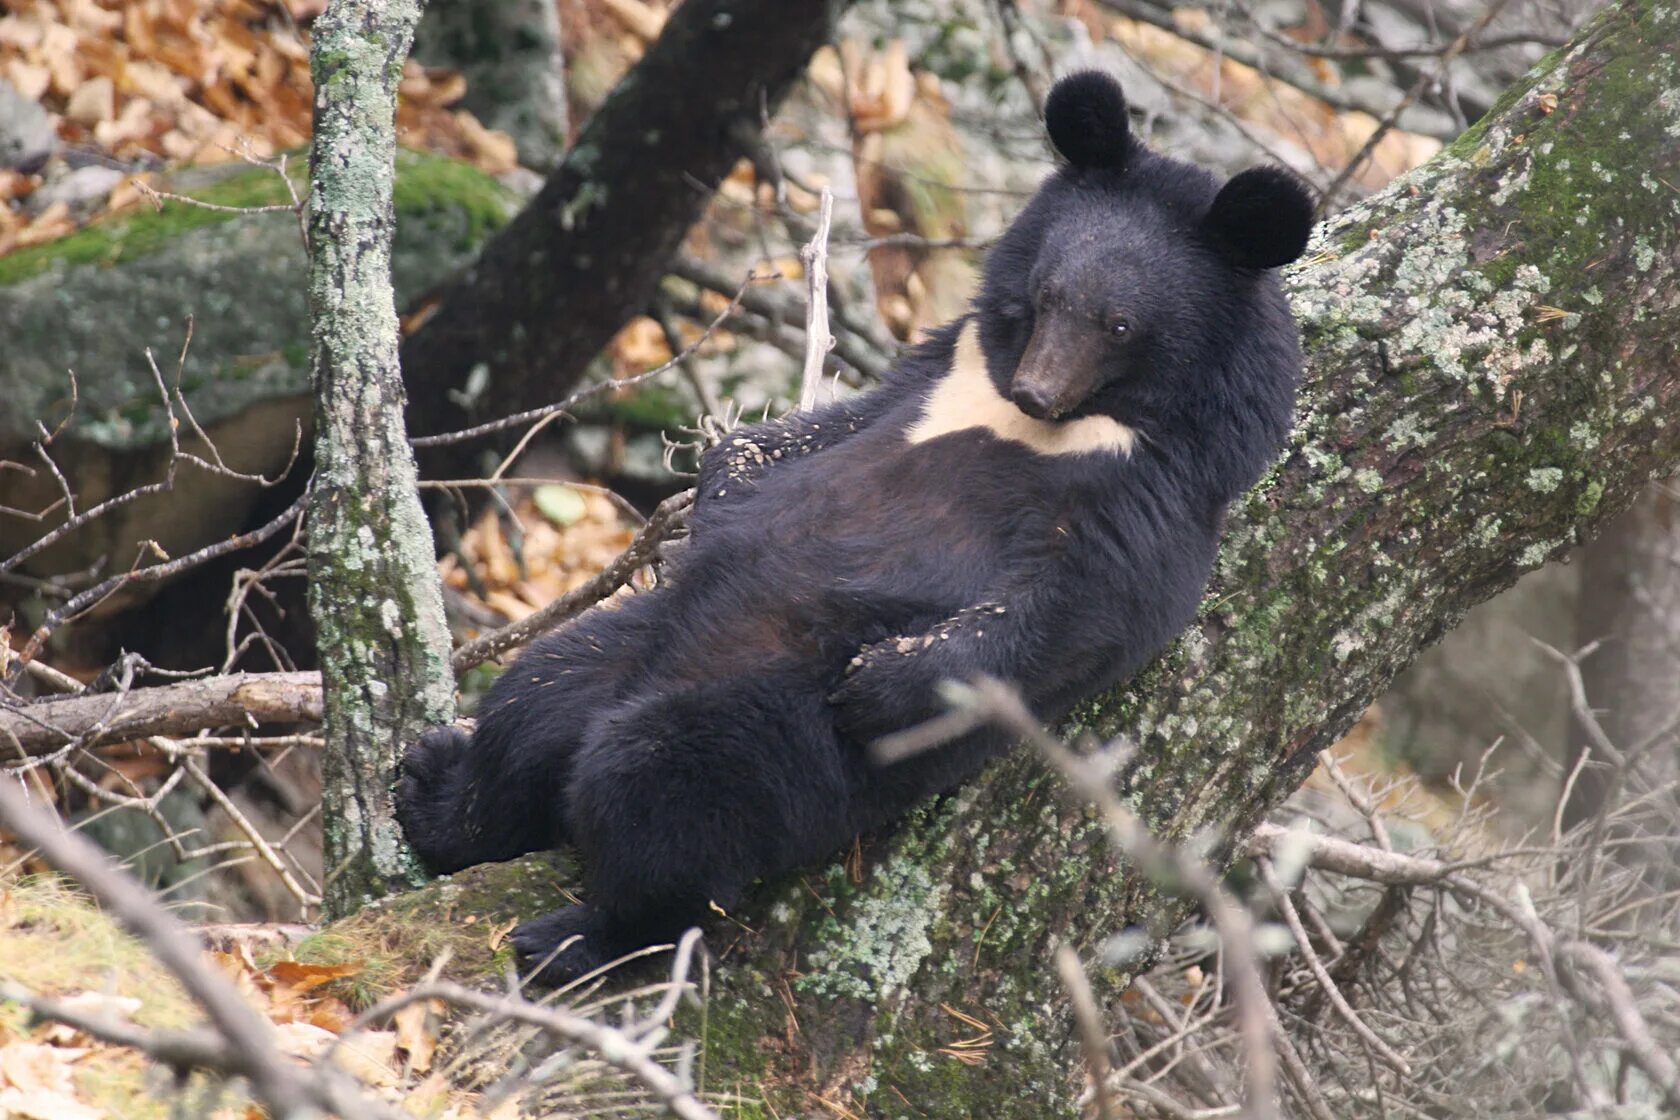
[511, 906, 620, 987]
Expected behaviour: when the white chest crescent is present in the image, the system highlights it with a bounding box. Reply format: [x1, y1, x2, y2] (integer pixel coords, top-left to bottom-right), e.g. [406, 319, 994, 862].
[904, 321, 1137, 457]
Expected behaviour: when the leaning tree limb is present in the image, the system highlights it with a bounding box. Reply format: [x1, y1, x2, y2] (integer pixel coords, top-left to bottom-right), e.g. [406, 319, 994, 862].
[400, 0, 854, 466]
[621, 3, 1680, 1114]
[305, 0, 456, 917]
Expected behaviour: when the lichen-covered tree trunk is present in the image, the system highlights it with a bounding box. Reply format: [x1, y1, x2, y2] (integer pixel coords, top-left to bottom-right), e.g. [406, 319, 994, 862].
[680, 3, 1680, 1113]
[306, 0, 456, 919]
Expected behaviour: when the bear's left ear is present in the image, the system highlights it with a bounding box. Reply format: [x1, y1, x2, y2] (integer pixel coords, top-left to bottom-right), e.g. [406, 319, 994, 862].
[1202, 166, 1316, 269]
[1044, 70, 1133, 172]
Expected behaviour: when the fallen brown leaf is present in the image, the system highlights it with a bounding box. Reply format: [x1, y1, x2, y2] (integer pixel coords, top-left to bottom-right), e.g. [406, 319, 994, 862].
[392, 999, 443, 1074]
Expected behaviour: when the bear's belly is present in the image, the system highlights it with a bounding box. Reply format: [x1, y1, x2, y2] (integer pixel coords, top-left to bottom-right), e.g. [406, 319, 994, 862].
[689, 424, 1076, 645]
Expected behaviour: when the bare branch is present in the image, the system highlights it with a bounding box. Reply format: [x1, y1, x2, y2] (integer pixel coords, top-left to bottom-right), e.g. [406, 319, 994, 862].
[9, 488, 309, 674]
[1316, 0, 1521, 214]
[0, 774, 378, 1119]
[0, 671, 323, 758]
[450, 489, 694, 674]
[1256, 857, 1411, 1076]
[669, 255, 890, 379]
[937, 678, 1279, 1120]
[410, 275, 758, 451]
[1555, 940, 1680, 1109]
[1056, 943, 1117, 1120]
[797, 187, 836, 412]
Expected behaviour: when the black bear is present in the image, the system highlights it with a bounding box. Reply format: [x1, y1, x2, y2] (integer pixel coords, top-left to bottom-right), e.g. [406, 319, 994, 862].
[396, 70, 1313, 985]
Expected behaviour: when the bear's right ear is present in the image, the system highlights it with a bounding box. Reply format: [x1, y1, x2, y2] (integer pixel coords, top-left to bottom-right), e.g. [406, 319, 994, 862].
[1044, 71, 1133, 172]
[1203, 166, 1316, 269]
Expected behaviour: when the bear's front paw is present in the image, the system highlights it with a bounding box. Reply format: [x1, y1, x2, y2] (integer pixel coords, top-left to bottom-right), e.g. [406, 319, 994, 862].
[828, 653, 938, 745]
[511, 906, 617, 987]
[394, 724, 474, 874]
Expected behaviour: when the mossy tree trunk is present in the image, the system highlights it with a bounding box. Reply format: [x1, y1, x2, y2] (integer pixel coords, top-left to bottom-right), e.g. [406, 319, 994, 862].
[674, 3, 1680, 1114]
[306, 0, 456, 919]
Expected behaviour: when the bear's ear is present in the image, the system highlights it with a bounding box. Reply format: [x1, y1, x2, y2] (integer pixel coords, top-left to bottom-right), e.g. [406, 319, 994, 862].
[1044, 70, 1132, 172]
[1203, 166, 1316, 269]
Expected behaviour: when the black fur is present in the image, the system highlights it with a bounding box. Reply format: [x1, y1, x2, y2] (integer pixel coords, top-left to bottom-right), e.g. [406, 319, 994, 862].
[396, 71, 1313, 986]
[1044, 69, 1133, 172]
[1203, 166, 1316, 269]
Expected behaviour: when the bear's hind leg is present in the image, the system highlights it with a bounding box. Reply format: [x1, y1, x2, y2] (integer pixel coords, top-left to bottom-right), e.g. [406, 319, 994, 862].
[395, 723, 561, 874]
[514, 676, 857, 984]
[396, 598, 666, 874]
[511, 898, 702, 987]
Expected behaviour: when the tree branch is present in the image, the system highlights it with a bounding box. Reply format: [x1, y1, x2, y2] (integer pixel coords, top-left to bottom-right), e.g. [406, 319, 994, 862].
[449, 489, 694, 674]
[0, 671, 323, 759]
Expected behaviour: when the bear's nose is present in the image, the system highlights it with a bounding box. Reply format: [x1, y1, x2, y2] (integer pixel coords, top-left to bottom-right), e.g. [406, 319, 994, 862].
[1011, 384, 1057, 420]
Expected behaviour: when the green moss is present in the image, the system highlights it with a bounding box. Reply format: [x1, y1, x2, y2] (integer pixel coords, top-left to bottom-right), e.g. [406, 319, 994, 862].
[577, 380, 695, 431]
[296, 851, 578, 1002]
[1577, 478, 1605, 515]
[0, 172, 295, 286]
[392, 148, 517, 249]
[679, 995, 774, 1102]
[0, 149, 511, 287]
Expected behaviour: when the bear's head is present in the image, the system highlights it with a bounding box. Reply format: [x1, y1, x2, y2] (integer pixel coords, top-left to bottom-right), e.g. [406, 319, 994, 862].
[976, 71, 1313, 440]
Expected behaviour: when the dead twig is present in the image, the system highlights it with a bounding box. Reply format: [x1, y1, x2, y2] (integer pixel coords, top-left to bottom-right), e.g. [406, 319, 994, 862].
[8, 488, 309, 676]
[797, 186, 836, 412]
[334, 974, 717, 1120]
[0, 671, 323, 758]
[1056, 942, 1118, 1120]
[410, 277, 757, 451]
[449, 489, 695, 674]
[1316, 0, 1521, 214]
[0, 774, 382, 1119]
[940, 677, 1279, 1120]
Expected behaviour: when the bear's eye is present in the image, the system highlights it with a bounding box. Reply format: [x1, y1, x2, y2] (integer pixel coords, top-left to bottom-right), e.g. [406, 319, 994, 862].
[1108, 318, 1132, 339]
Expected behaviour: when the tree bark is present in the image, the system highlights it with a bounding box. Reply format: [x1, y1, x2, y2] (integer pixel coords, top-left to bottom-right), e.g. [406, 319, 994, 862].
[663, 3, 1680, 1114]
[399, 0, 852, 463]
[306, 0, 456, 918]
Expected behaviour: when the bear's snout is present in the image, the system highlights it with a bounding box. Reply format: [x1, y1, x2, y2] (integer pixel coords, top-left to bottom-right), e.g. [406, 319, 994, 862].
[1011, 382, 1059, 420]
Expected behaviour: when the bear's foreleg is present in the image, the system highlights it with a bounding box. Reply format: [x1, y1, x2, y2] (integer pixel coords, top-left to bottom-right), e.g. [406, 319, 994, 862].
[696, 393, 887, 502]
[395, 717, 568, 875]
[829, 583, 1136, 768]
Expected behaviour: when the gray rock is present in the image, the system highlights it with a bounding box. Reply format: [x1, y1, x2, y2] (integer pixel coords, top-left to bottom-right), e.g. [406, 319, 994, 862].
[412, 0, 568, 171]
[0, 77, 55, 172]
[0, 152, 516, 584]
[30, 163, 126, 214]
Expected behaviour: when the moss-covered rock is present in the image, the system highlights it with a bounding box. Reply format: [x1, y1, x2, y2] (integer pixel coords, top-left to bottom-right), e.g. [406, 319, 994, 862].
[294, 851, 580, 1002]
[0, 150, 514, 583]
[0, 149, 513, 451]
